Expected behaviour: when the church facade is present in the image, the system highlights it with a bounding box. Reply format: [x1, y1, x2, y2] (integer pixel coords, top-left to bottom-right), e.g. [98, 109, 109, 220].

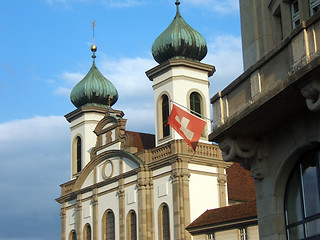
[56, 2, 236, 240]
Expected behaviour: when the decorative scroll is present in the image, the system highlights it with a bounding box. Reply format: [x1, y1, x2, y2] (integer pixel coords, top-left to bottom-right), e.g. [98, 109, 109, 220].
[301, 79, 320, 111]
[219, 137, 267, 180]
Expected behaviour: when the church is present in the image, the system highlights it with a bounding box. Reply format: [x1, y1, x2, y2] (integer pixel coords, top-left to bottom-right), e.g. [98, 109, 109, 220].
[56, 1, 258, 240]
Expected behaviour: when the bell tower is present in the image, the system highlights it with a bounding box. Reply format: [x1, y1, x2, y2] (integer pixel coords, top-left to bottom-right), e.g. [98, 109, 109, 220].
[66, 29, 119, 179]
[146, 0, 215, 147]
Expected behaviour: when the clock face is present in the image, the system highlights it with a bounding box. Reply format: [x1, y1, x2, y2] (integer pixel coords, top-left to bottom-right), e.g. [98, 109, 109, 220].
[102, 160, 113, 179]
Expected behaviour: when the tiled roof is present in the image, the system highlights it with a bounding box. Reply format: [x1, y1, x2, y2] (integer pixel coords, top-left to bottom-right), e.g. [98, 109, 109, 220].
[186, 201, 257, 230]
[125, 131, 155, 151]
[227, 162, 256, 202]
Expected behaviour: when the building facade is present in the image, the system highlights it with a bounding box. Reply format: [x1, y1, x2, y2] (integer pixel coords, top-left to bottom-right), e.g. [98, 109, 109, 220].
[56, 2, 234, 240]
[210, 0, 320, 239]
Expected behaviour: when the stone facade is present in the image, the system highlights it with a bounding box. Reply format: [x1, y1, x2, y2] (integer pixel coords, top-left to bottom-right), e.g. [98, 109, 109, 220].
[211, 1, 320, 239]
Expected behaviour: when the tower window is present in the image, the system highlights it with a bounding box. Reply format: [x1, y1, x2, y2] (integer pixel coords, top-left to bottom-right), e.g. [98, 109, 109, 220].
[291, 0, 300, 28]
[76, 136, 82, 173]
[284, 149, 320, 239]
[310, 0, 320, 15]
[190, 92, 202, 118]
[161, 95, 170, 138]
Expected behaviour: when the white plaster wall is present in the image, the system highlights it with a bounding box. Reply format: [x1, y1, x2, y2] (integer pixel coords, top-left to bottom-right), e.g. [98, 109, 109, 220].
[70, 112, 105, 179]
[189, 173, 219, 221]
[97, 191, 119, 240]
[123, 157, 139, 173]
[248, 225, 260, 239]
[215, 229, 238, 240]
[65, 207, 77, 238]
[189, 164, 217, 173]
[82, 199, 92, 232]
[153, 174, 174, 240]
[124, 184, 139, 238]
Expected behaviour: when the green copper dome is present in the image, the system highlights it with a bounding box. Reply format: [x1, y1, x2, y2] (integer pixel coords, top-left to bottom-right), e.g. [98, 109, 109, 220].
[70, 46, 118, 109]
[152, 1, 207, 64]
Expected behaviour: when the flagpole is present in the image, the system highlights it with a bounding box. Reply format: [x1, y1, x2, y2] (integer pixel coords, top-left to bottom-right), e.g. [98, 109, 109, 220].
[170, 99, 213, 122]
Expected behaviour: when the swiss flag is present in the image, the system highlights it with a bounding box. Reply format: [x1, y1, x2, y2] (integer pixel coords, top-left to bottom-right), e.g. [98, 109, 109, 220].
[168, 104, 207, 151]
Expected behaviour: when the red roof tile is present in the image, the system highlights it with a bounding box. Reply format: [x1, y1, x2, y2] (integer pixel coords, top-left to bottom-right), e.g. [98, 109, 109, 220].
[227, 163, 256, 202]
[187, 201, 257, 230]
[125, 131, 155, 151]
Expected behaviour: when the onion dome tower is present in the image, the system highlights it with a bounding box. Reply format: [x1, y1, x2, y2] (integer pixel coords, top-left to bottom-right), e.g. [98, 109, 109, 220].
[152, 0, 208, 64]
[70, 44, 118, 109]
[66, 23, 122, 179]
[146, 0, 215, 147]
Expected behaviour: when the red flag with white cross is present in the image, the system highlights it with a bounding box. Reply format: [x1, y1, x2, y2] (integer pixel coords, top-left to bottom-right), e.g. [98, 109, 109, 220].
[168, 104, 207, 151]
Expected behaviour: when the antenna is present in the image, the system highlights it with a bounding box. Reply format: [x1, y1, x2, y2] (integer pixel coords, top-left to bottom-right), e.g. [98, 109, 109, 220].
[91, 20, 97, 61]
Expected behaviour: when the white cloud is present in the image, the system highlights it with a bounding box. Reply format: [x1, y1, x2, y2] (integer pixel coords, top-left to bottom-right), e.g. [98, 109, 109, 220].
[0, 116, 69, 239]
[205, 35, 243, 95]
[184, 0, 239, 14]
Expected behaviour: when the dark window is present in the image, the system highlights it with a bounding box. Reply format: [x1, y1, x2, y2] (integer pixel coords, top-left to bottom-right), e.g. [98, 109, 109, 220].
[291, 0, 300, 28]
[85, 224, 91, 240]
[76, 136, 82, 172]
[239, 228, 247, 240]
[285, 149, 320, 239]
[106, 210, 115, 240]
[129, 211, 137, 240]
[162, 205, 170, 240]
[70, 230, 77, 240]
[190, 92, 202, 118]
[162, 95, 170, 138]
[310, 0, 320, 15]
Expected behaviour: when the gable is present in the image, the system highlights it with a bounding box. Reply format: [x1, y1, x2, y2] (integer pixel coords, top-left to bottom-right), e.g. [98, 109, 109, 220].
[73, 150, 143, 191]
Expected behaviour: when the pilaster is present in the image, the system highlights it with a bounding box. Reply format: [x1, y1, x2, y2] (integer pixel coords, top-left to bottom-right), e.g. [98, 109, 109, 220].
[60, 203, 66, 240]
[76, 195, 82, 240]
[171, 158, 191, 240]
[217, 167, 228, 207]
[118, 179, 126, 240]
[137, 166, 154, 240]
[92, 189, 98, 240]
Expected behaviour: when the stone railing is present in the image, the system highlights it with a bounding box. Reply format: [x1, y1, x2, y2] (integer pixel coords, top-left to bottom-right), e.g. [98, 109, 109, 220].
[151, 140, 222, 161]
[211, 14, 320, 132]
[61, 179, 76, 195]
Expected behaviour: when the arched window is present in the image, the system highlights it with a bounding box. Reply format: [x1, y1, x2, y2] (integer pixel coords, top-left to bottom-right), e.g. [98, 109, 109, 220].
[76, 136, 82, 172]
[158, 204, 170, 240]
[127, 210, 137, 240]
[161, 95, 170, 138]
[69, 230, 77, 240]
[84, 224, 91, 240]
[190, 92, 202, 118]
[284, 149, 320, 239]
[104, 210, 115, 240]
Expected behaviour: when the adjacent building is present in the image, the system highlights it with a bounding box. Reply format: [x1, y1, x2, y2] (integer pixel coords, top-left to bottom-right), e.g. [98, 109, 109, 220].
[210, 0, 320, 239]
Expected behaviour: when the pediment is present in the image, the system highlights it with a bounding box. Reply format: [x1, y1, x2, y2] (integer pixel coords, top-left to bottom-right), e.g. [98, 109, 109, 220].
[73, 150, 143, 191]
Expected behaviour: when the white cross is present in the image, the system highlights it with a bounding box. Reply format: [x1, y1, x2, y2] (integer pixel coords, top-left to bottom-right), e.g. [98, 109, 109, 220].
[175, 115, 194, 140]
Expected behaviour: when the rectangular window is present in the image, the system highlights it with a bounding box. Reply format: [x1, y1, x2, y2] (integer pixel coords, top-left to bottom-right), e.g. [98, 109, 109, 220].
[239, 228, 247, 240]
[310, 0, 320, 15]
[291, 0, 300, 29]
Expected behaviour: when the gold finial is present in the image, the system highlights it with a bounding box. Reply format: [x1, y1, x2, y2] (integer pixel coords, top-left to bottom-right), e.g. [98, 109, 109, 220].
[91, 20, 97, 60]
[108, 96, 111, 108]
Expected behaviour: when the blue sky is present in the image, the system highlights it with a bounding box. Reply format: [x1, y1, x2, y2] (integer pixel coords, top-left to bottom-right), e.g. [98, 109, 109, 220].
[0, 0, 243, 239]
